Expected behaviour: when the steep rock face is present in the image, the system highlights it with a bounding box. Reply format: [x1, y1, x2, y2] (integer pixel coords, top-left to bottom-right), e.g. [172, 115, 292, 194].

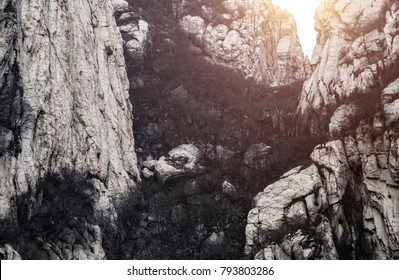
[0, 0, 139, 259]
[246, 0, 399, 259]
[246, 113, 399, 259]
[178, 0, 307, 87]
[298, 0, 399, 125]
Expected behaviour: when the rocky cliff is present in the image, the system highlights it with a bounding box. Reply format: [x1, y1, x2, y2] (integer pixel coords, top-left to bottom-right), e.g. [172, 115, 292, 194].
[245, 0, 399, 259]
[177, 0, 308, 87]
[0, 0, 139, 259]
[298, 0, 399, 134]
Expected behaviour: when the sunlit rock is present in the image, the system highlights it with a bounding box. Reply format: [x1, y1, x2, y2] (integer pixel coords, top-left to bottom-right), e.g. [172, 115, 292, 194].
[155, 144, 202, 183]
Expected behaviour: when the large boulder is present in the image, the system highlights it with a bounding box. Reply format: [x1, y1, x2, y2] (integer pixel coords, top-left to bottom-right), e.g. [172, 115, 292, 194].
[180, 15, 206, 42]
[155, 144, 202, 183]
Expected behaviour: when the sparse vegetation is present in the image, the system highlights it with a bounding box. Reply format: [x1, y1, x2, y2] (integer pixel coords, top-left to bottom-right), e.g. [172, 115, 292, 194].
[11, 170, 98, 259]
[120, 0, 325, 260]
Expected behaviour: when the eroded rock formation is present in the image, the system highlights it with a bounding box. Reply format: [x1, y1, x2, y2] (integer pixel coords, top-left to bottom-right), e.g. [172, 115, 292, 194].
[0, 0, 139, 259]
[114, 2, 151, 64]
[298, 0, 399, 132]
[246, 0, 399, 260]
[246, 114, 399, 259]
[177, 0, 307, 87]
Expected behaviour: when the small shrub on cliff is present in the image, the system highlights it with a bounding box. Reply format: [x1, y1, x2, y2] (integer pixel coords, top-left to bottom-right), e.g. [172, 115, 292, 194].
[16, 169, 97, 259]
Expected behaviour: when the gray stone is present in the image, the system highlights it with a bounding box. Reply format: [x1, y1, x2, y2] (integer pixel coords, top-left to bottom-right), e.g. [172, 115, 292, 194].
[142, 167, 154, 179]
[298, 0, 399, 121]
[222, 180, 237, 196]
[142, 160, 157, 171]
[178, 1, 307, 87]
[0, 0, 140, 259]
[171, 85, 189, 99]
[203, 232, 225, 247]
[155, 144, 202, 183]
[0, 244, 21, 260]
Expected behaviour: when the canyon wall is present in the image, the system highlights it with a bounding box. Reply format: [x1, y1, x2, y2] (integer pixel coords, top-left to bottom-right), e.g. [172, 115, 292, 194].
[0, 0, 139, 259]
[245, 0, 399, 259]
[298, 0, 399, 134]
[177, 0, 308, 87]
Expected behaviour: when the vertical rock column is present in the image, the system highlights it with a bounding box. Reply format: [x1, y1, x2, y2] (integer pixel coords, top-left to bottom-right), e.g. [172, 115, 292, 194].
[0, 0, 139, 232]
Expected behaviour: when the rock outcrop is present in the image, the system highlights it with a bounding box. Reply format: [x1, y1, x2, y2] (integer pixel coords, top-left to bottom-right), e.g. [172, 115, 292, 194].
[0, 0, 139, 259]
[178, 0, 307, 87]
[246, 115, 399, 259]
[0, 244, 21, 260]
[298, 0, 399, 129]
[328, 103, 359, 137]
[154, 144, 203, 183]
[246, 0, 399, 260]
[114, 4, 151, 65]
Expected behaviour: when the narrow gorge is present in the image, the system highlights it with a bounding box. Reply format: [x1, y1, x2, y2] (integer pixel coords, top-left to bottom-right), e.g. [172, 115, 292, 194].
[1, 0, 399, 260]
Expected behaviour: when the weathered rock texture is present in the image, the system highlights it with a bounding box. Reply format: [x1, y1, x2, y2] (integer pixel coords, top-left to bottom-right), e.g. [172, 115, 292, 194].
[178, 0, 307, 87]
[246, 116, 399, 259]
[154, 144, 203, 183]
[246, 0, 399, 260]
[114, 2, 151, 64]
[0, 244, 21, 260]
[0, 0, 139, 259]
[298, 0, 399, 132]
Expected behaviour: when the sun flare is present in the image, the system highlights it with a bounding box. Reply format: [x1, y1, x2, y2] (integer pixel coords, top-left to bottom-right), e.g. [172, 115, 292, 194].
[272, 0, 321, 57]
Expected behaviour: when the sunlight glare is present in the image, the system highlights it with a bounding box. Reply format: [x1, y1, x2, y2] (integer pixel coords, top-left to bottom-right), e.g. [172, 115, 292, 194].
[272, 0, 321, 57]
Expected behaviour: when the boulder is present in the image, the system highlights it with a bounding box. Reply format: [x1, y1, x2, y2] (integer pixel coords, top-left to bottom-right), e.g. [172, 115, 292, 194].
[222, 180, 237, 196]
[122, 20, 150, 63]
[155, 144, 202, 183]
[112, 0, 130, 13]
[171, 85, 189, 99]
[203, 232, 225, 247]
[179, 15, 206, 40]
[142, 159, 157, 171]
[142, 168, 154, 179]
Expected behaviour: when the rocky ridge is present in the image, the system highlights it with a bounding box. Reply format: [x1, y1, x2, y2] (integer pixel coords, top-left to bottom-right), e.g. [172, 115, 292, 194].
[0, 0, 139, 259]
[177, 0, 308, 87]
[246, 0, 399, 259]
[298, 0, 399, 133]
